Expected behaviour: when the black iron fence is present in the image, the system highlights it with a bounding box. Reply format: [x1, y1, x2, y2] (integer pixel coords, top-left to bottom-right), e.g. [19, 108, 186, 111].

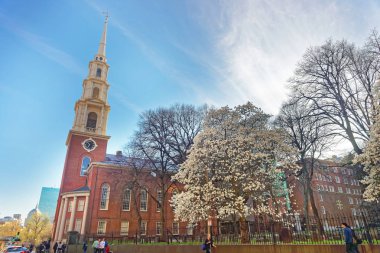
[81, 212, 380, 245]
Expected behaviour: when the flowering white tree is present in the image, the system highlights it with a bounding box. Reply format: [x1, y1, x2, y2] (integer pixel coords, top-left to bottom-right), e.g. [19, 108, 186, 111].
[356, 79, 380, 201]
[172, 102, 298, 243]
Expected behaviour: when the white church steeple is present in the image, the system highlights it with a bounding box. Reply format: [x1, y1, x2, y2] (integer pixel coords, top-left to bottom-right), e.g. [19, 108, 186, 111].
[96, 14, 108, 61]
[70, 15, 111, 137]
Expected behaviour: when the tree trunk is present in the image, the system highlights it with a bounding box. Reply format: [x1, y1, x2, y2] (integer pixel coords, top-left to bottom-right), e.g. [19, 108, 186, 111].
[132, 187, 142, 238]
[307, 183, 325, 236]
[342, 111, 363, 155]
[160, 189, 167, 242]
[239, 217, 249, 244]
[301, 158, 310, 231]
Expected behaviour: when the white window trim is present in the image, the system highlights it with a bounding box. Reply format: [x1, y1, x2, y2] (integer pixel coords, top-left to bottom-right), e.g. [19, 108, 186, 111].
[140, 221, 147, 235]
[120, 221, 129, 236]
[68, 200, 73, 212]
[97, 220, 107, 235]
[172, 222, 179, 235]
[140, 189, 148, 212]
[74, 219, 82, 232]
[77, 200, 85, 212]
[186, 224, 194, 235]
[122, 189, 131, 211]
[156, 222, 162, 235]
[100, 184, 110, 210]
[80, 156, 91, 177]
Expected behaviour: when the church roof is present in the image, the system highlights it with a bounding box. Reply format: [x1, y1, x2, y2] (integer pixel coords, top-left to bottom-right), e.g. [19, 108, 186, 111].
[103, 153, 131, 165]
[101, 153, 154, 168]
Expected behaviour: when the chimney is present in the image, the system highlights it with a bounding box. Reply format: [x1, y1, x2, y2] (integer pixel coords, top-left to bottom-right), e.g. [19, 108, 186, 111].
[116, 150, 122, 156]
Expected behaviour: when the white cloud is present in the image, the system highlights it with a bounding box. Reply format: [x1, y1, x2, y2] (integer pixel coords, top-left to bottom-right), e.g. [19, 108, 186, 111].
[185, 0, 380, 114]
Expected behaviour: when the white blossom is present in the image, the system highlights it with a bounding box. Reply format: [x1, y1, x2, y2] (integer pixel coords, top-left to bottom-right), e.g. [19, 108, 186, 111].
[356, 80, 380, 201]
[171, 103, 298, 241]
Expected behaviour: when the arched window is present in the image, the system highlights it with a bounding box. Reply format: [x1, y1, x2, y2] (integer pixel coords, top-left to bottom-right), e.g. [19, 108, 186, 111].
[100, 184, 110, 210]
[122, 189, 131, 211]
[86, 112, 97, 129]
[96, 68, 102, 78]
[80, 156, 91, 176]
[92, 87, 99, 99]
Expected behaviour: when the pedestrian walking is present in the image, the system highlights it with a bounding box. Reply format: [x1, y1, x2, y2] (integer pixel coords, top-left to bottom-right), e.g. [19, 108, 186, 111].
[82, 242, 88, 253]
[29, 243, 34, 253]
[98, 239, 105, 253]
[57, 242, 63, 253]
[53, 242, 58, 253]
[45, 240, 51, 253]
[105, 243, 110, 253]
[92, 239, 99, 253]
[38, 242, 45, 253]
[204, 234, 216, 253]
[341, 223, 359, 253]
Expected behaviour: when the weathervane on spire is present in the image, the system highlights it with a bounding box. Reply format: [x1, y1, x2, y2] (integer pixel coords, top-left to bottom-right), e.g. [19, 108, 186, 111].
[102, 10, 109, 22]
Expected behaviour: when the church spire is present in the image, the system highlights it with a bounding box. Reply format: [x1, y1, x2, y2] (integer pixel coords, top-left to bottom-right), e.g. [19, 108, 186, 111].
[96, 14, 108, 60]
[71, 15, 111, 136]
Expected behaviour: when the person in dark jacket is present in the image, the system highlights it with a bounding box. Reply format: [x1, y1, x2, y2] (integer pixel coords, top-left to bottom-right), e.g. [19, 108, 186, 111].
[204, 234, 216, 253]
[45, 240, 50, 253]
[82, 242, 88, 253]
[341, 223, 359, 253]
[29, 243, 34, 253]
[38, 242, 45, 253]
[53, 242, 58, 253]
[61, 243, 66, 253]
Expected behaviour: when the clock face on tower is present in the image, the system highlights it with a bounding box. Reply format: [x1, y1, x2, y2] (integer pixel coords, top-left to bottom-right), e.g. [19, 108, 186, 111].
[82, 138, 98, 152]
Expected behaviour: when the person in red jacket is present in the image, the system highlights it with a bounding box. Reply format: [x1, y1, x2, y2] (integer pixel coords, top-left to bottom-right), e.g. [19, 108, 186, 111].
[105, 243, 110, 253]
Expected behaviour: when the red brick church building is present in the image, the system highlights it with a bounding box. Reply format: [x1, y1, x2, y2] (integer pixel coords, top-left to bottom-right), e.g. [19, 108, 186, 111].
[52, 17, 186, 242]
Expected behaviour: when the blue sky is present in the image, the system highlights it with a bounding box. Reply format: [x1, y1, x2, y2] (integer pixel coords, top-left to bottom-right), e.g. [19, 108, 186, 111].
[1, 0, 380, 221]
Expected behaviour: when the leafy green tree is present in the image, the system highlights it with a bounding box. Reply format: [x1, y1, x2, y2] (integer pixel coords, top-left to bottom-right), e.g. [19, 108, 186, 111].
[20, 213, 51, 244]
[0, 220, 22, 238]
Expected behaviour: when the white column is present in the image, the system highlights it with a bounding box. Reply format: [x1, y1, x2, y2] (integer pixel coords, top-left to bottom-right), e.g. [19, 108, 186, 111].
[54, 197, 65, 241]
[58, 197, 69, 241]
[80, 195, 90, 236]
[68, 196, 77, 231]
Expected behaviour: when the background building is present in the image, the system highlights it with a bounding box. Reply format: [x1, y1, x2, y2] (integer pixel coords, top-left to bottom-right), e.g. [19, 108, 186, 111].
[13, 214, 21, 221]
[0, 216, 15, 225]
[25, 205, 40, 225]
[38, 187, 59, 222]
[289, 160, 365, 217]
